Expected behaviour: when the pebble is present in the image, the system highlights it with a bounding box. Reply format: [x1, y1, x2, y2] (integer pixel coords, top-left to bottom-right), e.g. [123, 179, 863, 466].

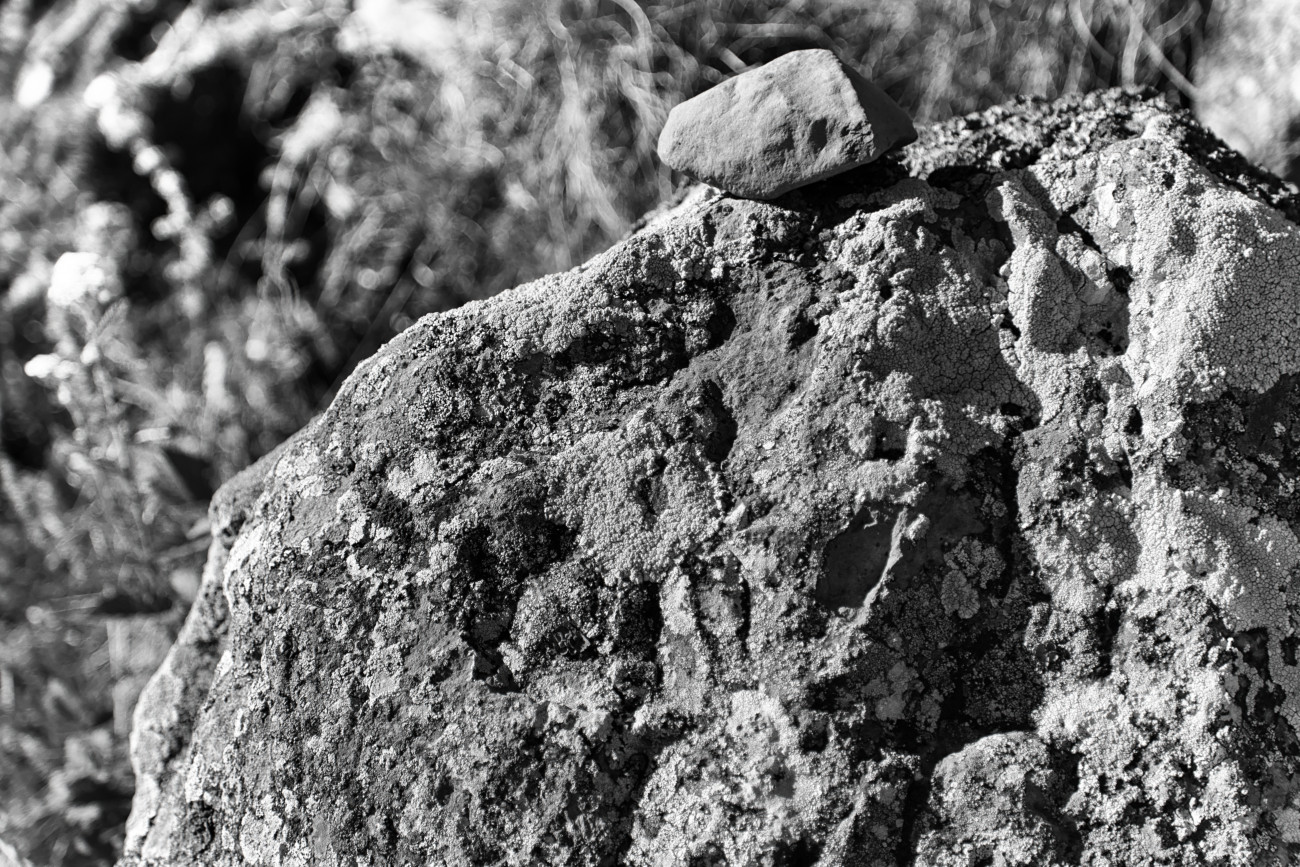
[657, 49, 917, 200]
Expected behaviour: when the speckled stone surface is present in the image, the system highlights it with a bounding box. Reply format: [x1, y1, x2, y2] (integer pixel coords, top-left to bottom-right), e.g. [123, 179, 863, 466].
[657, 49, 916, 200]
[122, 89, 1300, 866]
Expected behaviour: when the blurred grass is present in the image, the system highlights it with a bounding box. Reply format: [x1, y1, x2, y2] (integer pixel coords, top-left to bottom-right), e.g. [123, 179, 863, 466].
[0, 0, 1216, 862]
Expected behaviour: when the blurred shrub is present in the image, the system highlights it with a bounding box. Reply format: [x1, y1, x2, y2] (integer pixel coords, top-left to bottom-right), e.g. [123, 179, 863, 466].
[0, 0, 1217, 863]
[1195, 0, 1300, 182]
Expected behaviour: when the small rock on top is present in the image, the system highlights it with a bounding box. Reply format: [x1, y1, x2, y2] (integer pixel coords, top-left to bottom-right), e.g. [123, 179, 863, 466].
[657, 48, 917, 200]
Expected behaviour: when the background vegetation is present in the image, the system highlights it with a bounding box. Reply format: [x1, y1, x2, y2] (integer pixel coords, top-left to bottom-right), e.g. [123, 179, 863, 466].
[0, 0, 1227, 862]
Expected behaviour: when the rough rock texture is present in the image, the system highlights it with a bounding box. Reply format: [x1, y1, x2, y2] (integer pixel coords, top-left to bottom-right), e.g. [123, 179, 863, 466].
[122, 88, 1300, 866]
[657, 49, 916, 200]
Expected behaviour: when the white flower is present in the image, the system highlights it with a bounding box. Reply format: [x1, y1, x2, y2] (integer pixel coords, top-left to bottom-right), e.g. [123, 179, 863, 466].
[48, 252, 119, 310]
[24, 353, 70, 382]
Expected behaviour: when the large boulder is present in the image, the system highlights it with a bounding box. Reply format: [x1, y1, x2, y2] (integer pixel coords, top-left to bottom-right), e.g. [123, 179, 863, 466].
[121, 89, 1300, 866]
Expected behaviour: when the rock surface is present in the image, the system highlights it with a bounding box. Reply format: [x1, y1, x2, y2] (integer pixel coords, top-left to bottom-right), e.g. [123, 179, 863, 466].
[122, 89, 1300, 866]
[657, 49, 916, 200]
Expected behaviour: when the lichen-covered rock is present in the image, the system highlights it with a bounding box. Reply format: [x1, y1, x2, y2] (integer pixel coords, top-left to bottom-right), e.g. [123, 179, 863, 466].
[657, 49, 916, 200]
[121, 89, 1300, 866]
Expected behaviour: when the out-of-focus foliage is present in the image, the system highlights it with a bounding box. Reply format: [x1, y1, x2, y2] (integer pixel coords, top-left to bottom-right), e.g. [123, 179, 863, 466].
[0, 0, 1220, 863]
[1195, 0, 1300, 182]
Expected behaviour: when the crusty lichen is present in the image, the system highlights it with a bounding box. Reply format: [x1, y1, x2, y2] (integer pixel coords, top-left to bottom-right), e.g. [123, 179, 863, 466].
[1089, 139, 1300, 403]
